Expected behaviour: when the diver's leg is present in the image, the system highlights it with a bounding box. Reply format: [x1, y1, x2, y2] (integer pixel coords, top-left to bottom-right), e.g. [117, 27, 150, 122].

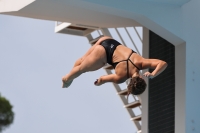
[72, 45, 97, 68]
[62, 65, 82, 88]
[73, 58, 83, 67]
[77, 36, 111, 62]
[78, 45, 106, 72]
[62, 46, 97, 88]
[62, 45, 106, 88]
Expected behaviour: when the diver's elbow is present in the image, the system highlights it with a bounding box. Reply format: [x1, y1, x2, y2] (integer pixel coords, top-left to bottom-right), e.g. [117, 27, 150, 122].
[162, 61, 168, 69]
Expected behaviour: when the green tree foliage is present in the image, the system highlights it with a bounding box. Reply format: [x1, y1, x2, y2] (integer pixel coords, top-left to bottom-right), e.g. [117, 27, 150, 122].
[0, 94, 14, 132]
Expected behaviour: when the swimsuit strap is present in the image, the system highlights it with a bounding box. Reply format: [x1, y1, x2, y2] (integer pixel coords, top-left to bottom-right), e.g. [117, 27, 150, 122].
[126, 51, 134, 78]
[112, 50, 140, 78]
[116, 50, 135, 63]
[128, 59, 140, 71]
[126, 51, 140, 78]
[127, 59, 129, 78]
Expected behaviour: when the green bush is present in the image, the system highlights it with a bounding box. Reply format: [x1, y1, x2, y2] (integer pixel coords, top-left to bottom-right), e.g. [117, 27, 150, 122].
[0, 94, 14, 132]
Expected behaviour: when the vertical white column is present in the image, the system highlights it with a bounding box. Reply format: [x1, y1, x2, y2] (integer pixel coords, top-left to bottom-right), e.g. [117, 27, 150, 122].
[140, 27, 149, 133]
[175, 43, 186, 133]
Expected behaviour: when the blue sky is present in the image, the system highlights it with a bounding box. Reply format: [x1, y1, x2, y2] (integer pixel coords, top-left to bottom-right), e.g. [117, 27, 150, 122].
[0, 15, 136, 133]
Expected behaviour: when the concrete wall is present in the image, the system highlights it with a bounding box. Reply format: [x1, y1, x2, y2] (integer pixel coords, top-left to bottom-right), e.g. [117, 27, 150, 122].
[182, 1, 200, 133]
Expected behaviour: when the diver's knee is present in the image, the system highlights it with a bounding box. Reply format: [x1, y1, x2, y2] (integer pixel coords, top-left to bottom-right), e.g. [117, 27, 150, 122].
[78, 65, 88, 74]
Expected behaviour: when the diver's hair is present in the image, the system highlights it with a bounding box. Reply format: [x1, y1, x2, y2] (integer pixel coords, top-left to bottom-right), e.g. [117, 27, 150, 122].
[127, 76, 147, 96]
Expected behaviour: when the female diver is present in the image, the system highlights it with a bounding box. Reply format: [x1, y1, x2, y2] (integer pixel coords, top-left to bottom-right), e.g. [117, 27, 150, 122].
[62, 36, 167, 95]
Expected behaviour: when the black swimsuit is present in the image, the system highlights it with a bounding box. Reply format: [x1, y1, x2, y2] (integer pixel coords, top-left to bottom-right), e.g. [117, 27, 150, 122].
[100, 39, 140, 78]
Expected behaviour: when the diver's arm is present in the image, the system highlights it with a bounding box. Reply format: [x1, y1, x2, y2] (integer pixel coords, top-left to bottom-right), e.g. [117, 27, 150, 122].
[94, 74, 123, 86]
[142, 59, 168, 78]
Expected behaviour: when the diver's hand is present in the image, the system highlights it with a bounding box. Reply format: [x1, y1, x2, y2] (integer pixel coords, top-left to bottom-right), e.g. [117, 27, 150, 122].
[94, 78, 103, 86]
[143, 72, 154, 79]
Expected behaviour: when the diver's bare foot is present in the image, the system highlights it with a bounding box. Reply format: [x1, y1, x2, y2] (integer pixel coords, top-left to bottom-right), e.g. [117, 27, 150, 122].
[62, 77, 73, 88]
[62, 80, 73, 88]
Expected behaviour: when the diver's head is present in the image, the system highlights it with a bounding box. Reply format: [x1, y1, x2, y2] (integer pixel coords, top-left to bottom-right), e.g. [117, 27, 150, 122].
[127, 76, 147, 95]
